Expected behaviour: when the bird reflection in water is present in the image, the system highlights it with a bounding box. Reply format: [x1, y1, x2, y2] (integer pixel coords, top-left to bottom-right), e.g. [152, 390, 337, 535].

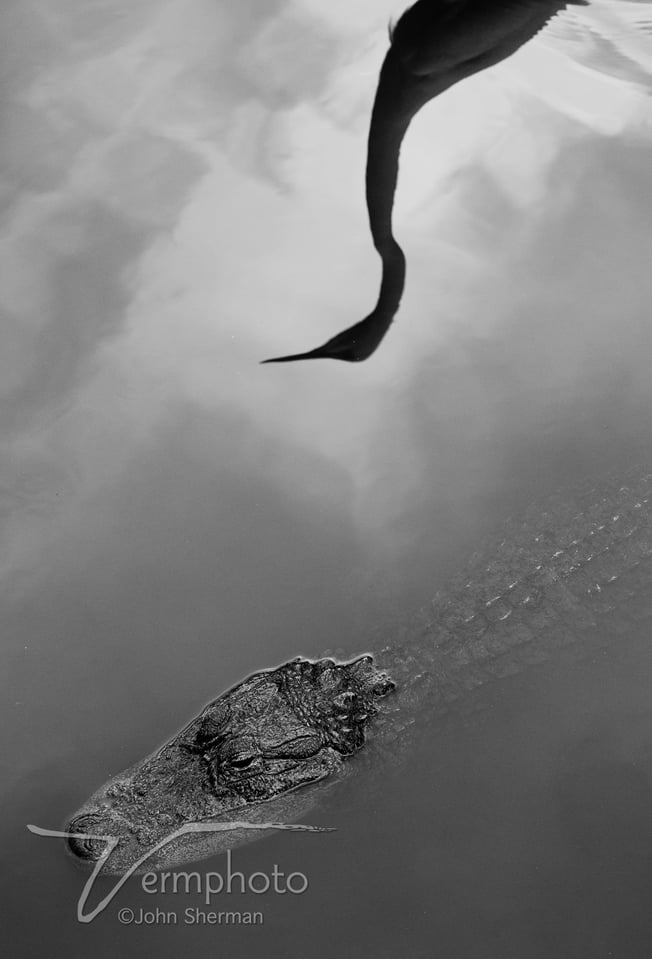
[263, 0, 650, 364]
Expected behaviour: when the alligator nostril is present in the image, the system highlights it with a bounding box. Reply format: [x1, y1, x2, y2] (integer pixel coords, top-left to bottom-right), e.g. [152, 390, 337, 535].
[66, 815, 108, 862]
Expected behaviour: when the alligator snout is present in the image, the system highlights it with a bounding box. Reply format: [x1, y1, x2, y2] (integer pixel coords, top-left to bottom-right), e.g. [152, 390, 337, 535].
[65, 810, 130, 864]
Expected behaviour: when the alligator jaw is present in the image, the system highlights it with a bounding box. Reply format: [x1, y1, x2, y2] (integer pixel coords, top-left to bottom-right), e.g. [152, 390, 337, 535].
[65, 655, 394, 874]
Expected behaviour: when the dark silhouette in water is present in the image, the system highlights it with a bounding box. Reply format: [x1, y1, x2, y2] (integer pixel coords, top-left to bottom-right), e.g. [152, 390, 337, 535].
[262, 0, 592, 364]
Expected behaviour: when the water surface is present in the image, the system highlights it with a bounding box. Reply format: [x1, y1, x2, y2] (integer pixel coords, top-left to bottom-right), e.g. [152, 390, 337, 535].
[3, 2, 652, 956]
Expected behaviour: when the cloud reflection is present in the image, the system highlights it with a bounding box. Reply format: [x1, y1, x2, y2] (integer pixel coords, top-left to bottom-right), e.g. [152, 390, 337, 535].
[1, 0, 651, 590]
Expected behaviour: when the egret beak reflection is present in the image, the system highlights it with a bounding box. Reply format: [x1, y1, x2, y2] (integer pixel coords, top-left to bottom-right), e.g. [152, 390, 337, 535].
[261, 313, 395, 364]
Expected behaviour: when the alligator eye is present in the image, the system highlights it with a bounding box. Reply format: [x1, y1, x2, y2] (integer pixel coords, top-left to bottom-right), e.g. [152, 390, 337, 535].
[229, 756, 257, 769]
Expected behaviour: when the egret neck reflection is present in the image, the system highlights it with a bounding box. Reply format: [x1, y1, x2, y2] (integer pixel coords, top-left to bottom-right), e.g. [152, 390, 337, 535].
[262, 0, 608, 365]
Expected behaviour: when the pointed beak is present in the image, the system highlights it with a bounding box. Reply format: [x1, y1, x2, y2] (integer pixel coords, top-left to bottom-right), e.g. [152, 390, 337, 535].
[260, 345, 332, 364]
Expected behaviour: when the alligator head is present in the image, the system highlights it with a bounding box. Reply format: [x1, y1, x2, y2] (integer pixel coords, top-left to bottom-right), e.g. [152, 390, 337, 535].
[65, 655, 394, 873]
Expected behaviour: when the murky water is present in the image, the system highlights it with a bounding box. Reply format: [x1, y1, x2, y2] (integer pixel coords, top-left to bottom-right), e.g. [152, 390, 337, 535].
[3, 2, 652, 956]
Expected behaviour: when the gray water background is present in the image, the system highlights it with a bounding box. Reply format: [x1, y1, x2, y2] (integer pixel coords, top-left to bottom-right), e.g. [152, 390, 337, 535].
[3, 2, 652, 956]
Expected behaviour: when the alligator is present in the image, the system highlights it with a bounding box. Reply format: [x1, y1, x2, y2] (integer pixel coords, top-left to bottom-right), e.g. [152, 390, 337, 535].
[65, 655, 394, 874]
[65, 465, 652, 874]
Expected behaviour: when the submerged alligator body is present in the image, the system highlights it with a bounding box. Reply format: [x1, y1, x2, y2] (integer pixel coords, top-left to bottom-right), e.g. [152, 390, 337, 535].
[375, 467, 652, 726]
[67, 467, 652, 874]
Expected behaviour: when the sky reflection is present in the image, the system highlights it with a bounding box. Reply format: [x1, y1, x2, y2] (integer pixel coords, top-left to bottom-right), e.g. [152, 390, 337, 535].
[3, 2, 652, 955]
[2, 3, 652, 594]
